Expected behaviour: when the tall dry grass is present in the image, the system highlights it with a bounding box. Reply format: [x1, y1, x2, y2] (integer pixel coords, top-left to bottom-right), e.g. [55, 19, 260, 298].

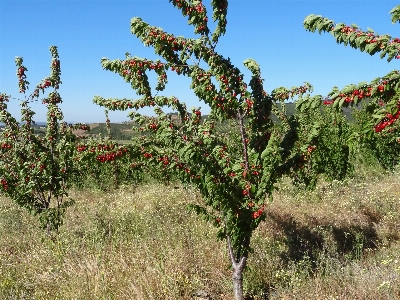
[0, 170, 399, 299]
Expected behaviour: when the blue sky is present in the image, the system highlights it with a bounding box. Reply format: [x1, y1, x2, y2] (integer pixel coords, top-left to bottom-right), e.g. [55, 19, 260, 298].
[1, 0, 399, 123]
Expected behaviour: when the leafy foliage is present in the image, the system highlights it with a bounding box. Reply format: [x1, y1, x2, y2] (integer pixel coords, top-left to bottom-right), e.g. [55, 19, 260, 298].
[0, 47, 88, 234]
[288, 105, 353, 188]
[351, 100, 400, 170]
[73, 139, 144, 190]
[303, 7, 400, 172]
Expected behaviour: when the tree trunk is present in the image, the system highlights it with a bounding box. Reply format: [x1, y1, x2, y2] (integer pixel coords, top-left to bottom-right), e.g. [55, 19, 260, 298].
[227, 236, 248, 300]
[232, 262, 246, 300]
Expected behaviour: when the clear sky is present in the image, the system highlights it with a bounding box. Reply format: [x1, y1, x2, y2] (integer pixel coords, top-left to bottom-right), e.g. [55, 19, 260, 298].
[1, 0, 399, 123]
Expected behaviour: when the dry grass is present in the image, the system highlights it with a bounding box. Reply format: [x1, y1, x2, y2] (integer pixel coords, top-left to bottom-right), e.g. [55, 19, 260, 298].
[0, 185, 231, 299]
[251, 172, 400, 299]
[1, 171, 400, 299]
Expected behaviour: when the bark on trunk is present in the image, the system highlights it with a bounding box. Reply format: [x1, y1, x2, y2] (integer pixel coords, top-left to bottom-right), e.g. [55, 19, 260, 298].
[227, 236, 248, 300]
[233, 264, 245, 300]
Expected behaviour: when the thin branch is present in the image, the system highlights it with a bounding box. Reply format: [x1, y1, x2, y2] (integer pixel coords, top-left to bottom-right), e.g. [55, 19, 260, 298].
[237, 110, 249, 171]
[226, 235, 238, 266]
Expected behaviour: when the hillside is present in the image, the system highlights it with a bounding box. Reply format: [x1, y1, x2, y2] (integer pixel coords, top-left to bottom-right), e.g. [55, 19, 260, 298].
[80, 102, 356, 141]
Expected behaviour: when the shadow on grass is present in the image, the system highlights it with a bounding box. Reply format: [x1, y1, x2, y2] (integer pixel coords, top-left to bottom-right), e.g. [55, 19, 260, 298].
[252, 210, 387, 300]
[267, 210, 381, 268]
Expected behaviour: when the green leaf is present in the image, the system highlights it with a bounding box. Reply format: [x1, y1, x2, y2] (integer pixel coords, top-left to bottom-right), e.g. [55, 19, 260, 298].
[387, 49, 398, 62]
[370, 77, 381, 85]
[380, 48, 389, 59]
[372, 114, 385, 119]
[389, 72, 400, 81]
[353, 95, 359, 105]
[390, 5, 400, 24]
[348, 32, 358, 44]
[336, 97, 345, 108]
[250, 185, 256, 194]
[357, 82, 367, 89]
[303, 14, 323, 32]
[365, 43, 376, 54]
[341, 84, 357, 94]
[316, 18, 330, 33]
[356, 35, 368, 50]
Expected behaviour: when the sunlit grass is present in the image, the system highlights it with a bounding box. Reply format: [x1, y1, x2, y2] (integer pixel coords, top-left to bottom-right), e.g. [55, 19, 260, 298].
[0, 170, 399, 299]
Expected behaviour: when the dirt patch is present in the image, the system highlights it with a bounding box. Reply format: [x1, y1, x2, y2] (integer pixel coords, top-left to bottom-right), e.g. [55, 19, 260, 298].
[71, 123, 99, 137]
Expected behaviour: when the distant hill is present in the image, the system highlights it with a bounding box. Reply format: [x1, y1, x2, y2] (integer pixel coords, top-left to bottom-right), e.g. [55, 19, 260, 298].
[81, 122, 137, 140]
[0, 101, 361, 140]
[75, 102, 359, 141]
